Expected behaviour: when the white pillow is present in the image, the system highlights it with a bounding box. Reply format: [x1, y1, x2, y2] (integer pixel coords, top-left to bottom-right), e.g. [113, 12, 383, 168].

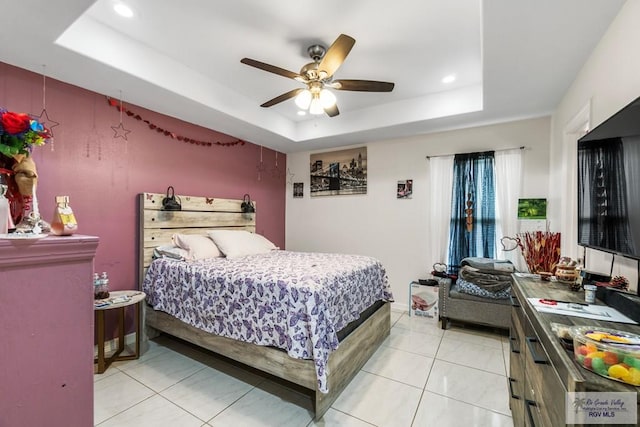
[250, 233, 278, 251]
[172, 233, 223, 260]
[153, 244, 189, 261]
[207, 230, 278, 259]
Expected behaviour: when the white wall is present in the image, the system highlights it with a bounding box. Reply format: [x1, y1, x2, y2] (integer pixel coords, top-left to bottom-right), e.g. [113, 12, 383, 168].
[286, 117, 551, 310]
[549, 0, 640, 292]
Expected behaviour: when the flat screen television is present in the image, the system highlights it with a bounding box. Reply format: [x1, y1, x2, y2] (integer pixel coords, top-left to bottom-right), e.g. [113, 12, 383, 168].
[577, 96, 640, 259]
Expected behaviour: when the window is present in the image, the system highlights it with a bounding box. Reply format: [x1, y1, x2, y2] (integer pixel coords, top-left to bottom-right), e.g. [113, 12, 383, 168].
[447, 151, 496, 267]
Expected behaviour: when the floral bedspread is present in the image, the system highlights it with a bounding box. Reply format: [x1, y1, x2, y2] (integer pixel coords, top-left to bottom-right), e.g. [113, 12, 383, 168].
[142, 250, 394, 393]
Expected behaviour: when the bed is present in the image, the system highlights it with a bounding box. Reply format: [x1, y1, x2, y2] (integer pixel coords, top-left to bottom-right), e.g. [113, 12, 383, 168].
[138, 192, 393, 420]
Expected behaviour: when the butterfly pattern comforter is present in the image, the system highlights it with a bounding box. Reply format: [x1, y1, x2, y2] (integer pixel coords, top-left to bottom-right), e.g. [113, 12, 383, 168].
[142, 250, 394, 393]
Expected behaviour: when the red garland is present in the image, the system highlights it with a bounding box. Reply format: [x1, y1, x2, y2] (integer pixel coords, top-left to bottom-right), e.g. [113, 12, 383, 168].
[105, 97, 245, 147]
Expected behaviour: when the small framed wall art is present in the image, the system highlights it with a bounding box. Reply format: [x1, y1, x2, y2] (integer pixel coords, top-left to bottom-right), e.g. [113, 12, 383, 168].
[293, 182, 304, 198]
[397, 179, 413, 199]
[517, 198, 547, 219]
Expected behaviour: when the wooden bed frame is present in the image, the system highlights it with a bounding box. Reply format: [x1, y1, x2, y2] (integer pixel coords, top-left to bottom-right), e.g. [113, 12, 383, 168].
[138, 192, 390, 420]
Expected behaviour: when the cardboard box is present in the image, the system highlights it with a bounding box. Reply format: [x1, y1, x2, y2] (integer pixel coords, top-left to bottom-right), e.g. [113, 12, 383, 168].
[410, 281, 439, 317]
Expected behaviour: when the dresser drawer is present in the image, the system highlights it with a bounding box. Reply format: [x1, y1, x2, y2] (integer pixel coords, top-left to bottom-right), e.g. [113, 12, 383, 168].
[510, 293, 526, 328]
[509, 312, 525, 424]
[524, 398, 545, 427]
[524, 330, 566, 427]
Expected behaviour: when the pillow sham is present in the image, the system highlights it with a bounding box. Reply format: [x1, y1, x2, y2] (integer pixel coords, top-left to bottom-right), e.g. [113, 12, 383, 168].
[207, 230, 278, 259]
[250, 232, 279, 251]
[172, 233, 223, 260]
[152, 244, 189, 261]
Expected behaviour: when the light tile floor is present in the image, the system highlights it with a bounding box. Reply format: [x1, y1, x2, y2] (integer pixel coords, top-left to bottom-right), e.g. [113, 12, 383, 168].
[94, 310, 514, 426]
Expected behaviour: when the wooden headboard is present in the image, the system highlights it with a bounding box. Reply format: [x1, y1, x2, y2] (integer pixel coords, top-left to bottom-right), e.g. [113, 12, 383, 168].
[138, 192, 256, 288]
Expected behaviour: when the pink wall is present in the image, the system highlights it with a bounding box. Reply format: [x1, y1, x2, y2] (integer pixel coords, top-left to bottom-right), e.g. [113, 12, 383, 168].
[1, 62, 286, 291]
[1, 236, 98, 426]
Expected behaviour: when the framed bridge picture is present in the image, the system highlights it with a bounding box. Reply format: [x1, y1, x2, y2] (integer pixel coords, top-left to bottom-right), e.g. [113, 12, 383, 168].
[310, 147, 367, 197]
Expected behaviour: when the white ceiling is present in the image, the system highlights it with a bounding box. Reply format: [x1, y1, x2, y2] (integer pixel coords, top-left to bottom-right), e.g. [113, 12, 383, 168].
[0, 0, 625, 153]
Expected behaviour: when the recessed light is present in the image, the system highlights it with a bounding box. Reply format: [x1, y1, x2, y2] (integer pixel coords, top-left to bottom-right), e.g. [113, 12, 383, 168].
[442, 74, 456, 84]
[297, 110, 307, 116]
[114, 3, 134, 18]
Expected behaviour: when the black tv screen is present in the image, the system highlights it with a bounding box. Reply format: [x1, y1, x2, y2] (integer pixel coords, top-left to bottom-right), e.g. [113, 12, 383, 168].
[577, 96, 640, 259]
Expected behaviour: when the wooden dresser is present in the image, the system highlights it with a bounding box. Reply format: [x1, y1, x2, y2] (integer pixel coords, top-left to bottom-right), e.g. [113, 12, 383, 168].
[0, 235, 99, 427]
[509, 275, 639, 426]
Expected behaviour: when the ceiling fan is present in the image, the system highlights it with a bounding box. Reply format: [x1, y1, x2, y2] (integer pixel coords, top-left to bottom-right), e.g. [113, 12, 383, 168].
[240, 34, 394, 117]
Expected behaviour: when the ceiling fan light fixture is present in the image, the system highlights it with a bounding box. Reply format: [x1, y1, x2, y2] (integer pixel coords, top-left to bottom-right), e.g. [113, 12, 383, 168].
[240, 34, 395, 118]
[294, 89, 312, 109]
[309, 96, 325, 115]
[113, 3, 134, 18]
[319, 89, 337, 108]
[442, 74, 456, 84]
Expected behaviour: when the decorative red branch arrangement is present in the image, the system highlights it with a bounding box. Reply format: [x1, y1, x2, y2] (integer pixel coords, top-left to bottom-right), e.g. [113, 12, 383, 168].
[106, 97, 245, 147]
[516, 230, 561, 274]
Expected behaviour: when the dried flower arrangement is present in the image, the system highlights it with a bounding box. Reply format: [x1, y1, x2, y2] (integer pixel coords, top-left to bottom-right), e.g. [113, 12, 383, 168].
[516, 230, 561, 274]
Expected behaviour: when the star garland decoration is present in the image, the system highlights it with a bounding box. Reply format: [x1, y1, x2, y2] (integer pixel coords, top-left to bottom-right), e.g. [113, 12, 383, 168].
[106, 96, 246, 147]
[34, 108, 59, 143]
[111, 122, 131, 140]
[86, 96, 102, 159]
[256, 146, 265, 181]
[111, 93, 131, 141]
[35, 66, 59, 151]
[271, 151, 283, 178]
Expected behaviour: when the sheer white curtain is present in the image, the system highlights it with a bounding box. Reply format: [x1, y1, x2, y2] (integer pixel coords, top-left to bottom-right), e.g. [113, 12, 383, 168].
[428, 156, 454, 266]
[494, 149, 523, 269]
[562, 102, 590, 260]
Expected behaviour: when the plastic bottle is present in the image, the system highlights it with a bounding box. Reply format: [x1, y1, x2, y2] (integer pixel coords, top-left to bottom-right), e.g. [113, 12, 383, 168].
[101, 272, 109, 289]
[94, 272, 110, 299]
[100, 272, 110, 299]
[51, 195, 77, 236]
[93, 273, 101, 300]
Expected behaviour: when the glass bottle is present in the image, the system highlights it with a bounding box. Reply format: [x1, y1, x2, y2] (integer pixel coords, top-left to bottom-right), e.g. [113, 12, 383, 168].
[51, 195, 77, 236]
[0, 175, 9, 234]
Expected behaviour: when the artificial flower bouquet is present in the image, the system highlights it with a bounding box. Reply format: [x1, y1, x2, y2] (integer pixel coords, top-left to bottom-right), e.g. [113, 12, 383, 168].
[0, 109, 51, 158]
[516, 230, 561, 274]
[0, 108, 52, 234]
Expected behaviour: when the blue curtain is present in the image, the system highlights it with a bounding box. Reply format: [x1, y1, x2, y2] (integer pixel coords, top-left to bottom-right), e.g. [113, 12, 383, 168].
[448, 151, 496, 268]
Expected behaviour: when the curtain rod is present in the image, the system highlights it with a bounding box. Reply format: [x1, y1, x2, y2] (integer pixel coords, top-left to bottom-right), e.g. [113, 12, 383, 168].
[426, 146, 525, 160]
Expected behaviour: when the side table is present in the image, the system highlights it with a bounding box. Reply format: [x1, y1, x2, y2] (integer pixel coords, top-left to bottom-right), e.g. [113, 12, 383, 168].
[94, 290, 146, 374]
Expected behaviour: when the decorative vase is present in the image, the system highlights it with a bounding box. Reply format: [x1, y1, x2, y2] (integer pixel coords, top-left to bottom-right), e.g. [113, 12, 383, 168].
[11, 156, 50, 234]
[14, 182, 50, 234]
[0, 175, 10, 233]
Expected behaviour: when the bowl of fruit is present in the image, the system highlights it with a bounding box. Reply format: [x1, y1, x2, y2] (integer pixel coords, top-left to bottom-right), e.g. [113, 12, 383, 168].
[573, 326, 640, 386]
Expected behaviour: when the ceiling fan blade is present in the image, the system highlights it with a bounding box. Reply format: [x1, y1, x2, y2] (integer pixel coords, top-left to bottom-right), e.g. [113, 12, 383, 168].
[241, 58, 304, 81]
[318, 34, 355, 78]
[332, 79, 395, 92]
[325, 104, 340, 117]
[260, 88, 304, 108]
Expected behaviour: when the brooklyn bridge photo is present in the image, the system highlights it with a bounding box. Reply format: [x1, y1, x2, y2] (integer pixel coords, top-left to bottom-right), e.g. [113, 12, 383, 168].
[310, 147, 367, 197]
